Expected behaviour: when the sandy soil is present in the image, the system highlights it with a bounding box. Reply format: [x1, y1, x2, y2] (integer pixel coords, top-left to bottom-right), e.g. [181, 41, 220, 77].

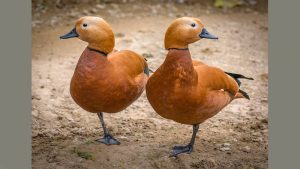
[32, 1, 268, 169]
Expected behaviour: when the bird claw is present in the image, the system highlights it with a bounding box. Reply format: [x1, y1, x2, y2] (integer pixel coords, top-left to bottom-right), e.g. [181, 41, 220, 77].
[170, 144, 193, 157]
[96, 134, 120, 145]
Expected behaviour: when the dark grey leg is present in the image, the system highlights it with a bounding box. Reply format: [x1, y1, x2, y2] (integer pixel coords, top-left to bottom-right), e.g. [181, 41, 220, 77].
[96, 112, 120, 145]
[170, 124, 200, 157]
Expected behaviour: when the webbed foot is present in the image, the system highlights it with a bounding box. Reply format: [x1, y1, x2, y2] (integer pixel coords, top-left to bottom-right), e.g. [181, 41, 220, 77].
[170, 144, 193, 157]
[96, 134, 120, 145]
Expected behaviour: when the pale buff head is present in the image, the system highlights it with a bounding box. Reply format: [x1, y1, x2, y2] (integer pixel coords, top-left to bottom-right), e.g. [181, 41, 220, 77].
[60, 16, 115, 54]
[164, 17, 218, 50]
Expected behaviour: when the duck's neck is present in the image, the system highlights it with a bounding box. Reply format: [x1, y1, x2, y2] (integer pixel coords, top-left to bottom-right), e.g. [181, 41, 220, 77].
[165, 48, 193, 69]
[163, 48, 197, 83]
[78, 47, 110, 67]
[87, 37, 115, 55]
[75, 48, 112, 80]
[87, 47, 108, 56]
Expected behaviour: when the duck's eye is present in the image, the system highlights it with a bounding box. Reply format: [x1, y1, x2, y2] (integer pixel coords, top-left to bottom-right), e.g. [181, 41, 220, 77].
[83, 23, 88, 27]
[191, 23, 196, 27]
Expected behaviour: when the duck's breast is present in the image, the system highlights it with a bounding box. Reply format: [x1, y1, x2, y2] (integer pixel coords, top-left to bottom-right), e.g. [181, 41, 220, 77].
[70, 49, 144, 113]
[146, 51, 202, 124]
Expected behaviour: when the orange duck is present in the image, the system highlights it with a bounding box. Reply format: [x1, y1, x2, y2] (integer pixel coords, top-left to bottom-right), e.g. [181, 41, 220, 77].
[146, 17, 253, 156]
[60, 16, 149, 145]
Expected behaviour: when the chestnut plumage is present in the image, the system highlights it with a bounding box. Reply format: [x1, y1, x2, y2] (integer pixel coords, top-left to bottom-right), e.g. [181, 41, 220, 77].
[61, 16, 149, 145]
[146, 17, 252, 156]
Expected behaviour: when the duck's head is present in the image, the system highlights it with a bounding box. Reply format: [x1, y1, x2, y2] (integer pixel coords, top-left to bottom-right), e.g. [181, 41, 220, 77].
[60, 16, 115, 54]
[164, 17, 218, 50]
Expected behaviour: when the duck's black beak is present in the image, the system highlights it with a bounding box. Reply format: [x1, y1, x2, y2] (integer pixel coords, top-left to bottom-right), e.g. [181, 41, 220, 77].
[199, 28, 218, 40]
[60, 27, 78, 39]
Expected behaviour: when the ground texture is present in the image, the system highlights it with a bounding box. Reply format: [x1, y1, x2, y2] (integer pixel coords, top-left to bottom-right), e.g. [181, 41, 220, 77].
[32, 1, 268, 169]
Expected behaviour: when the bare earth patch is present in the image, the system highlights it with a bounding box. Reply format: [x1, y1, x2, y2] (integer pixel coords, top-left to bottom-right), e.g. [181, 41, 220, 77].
[32, 2, 268, 169]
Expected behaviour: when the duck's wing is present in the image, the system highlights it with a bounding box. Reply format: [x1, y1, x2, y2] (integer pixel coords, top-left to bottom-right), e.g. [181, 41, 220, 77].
[195, 65, 250, 99]
[108, 50, 149, 78]
[224, 71, 254, 87]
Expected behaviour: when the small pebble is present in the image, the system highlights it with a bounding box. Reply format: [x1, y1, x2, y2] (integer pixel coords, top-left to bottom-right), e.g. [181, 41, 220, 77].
[55, 166, 65, 169]
[142, 53, 154, 58]
[115, 33, 125, 38]
[90, 8, 97, 14]
[245, 8, 253, 13]
[223, 143, 231, 147]
[220, 147, 231, 151]
[82, 10, 89, 15]
[118, 136, 129, 142]
[252, 137, 263, 142]
[96, 4, 105, 9]
[32, 94, 41, 100]
[251, 132, 260, 136]
[32, 110, 39, 117]
[242, 146, 251, 153]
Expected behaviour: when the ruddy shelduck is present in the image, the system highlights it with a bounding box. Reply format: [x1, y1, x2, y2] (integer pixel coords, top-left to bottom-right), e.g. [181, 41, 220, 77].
[146, 17, 253, 156]
[60, 16, 149, 145]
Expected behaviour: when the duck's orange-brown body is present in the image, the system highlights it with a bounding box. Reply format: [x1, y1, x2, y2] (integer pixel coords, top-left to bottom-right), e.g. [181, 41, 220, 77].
[60, 16, 149, 145]
[146, 49, 240, 125]
[71, 48, 148, 113]
[146, 17, 252, 156]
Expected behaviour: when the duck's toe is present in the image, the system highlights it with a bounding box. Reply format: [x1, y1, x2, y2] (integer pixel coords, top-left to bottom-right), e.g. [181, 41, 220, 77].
[96, 134, 120, 145]
[170, 144, 193, 157]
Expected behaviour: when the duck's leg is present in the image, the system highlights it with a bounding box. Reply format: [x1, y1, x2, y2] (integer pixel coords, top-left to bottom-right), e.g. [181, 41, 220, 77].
[170, 124, 200, 157]
[96, 112, 120, 145]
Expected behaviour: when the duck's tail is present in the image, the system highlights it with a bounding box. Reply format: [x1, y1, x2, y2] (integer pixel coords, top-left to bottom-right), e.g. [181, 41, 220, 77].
[225, 71, 253, 100]
[235, 89, 251, 100]
[143, 58, 154, 76]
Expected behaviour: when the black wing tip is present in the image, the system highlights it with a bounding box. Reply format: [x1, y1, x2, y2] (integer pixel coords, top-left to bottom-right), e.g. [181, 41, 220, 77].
[144, 66, 155, 76]
[236, 79, 241, 87]
[244, 77, 254, 80]
[144, 67, 150, 76]
[225, 71, 253, 79]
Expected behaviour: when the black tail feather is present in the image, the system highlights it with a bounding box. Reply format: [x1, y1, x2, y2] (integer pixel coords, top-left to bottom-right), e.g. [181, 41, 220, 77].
[239, 89, 250, 100]
[225, 71, 252, 100]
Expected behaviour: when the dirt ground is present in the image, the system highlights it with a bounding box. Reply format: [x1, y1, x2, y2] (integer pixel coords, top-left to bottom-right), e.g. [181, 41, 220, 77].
[32, 1, 268, 169]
